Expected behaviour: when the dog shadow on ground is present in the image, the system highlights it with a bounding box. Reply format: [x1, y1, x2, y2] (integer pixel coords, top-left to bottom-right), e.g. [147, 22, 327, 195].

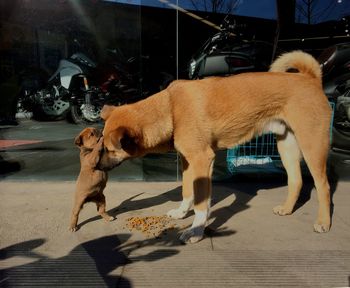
[206, 175, 288, 234]
[78, 168, 339, 238]
[80, 174, 271, 234]
[207, 170, 339, 236]
[0, 233, 185, 287]
[76, 186, 183, 230]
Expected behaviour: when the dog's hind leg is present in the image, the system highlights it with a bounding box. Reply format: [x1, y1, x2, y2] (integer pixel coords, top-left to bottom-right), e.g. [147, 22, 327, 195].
[295, 128, 331, 232]
[167, 155, 193, 219]
[69, 195, 86, 232]
[94, 194, 114, 222]
[178, 147, 215, 244]
[273, 130, 303, 216]
[285, 99, 332, 232]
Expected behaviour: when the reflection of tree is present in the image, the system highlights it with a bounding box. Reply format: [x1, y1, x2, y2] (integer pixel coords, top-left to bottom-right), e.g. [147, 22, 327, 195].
[189, 0, 240, 14]
[296, 0, 338, 24]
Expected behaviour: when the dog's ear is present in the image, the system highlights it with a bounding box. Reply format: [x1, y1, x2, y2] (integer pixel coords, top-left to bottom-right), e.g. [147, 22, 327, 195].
[100, 105, 116, 121]
[109, 127, 140, 155]
[74, 135, 83, 147]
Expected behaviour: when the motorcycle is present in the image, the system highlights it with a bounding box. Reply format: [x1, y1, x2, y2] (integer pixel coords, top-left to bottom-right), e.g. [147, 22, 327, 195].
[65, 51, 110, 124]
[18, 37, 174, 124]
[188, 16, 276, 80]
[69, 49, 142, 124]
[17, 67, 70, 121]
[188, 16, 350, 176]
[17, 51, 99, 121]
[18, 49, 132, 123]
[70, 48, 174, 124]
[318, 43, 350, 167]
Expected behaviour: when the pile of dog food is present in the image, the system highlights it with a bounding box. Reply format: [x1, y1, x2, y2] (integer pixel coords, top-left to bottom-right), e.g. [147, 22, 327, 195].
[125, 215, 176, 238]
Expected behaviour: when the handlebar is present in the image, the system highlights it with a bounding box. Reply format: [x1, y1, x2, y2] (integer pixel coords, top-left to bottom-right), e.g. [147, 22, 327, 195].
[220, 15, 246, 33]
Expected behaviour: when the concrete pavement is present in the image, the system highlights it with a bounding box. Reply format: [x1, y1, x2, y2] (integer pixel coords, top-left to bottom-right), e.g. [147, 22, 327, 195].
[0, 180, 350, 287]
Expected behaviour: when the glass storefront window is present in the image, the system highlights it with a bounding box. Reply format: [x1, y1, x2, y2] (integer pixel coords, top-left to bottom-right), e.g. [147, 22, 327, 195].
[1, 0, 349, 181]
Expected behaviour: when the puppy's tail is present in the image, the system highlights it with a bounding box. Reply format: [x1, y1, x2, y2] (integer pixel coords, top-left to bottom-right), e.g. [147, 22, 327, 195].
[269, 50, 322, 81]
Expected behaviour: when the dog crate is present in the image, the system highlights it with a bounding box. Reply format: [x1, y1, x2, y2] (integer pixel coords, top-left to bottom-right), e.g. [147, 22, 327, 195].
[226, 102, 335, 174]
[226, 133, 283, 174]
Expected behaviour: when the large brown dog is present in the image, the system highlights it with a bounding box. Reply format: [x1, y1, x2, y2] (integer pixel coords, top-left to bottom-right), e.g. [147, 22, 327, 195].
[99, 51, 332, 243]
[69, 127, 114, 232]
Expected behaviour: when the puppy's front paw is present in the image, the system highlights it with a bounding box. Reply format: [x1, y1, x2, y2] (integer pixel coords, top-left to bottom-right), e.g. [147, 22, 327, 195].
[167, 208, 187, 219]
[106, 216, 115, 222]
[69, 226, 78, 232]
[101, 213, 115, 222]
[179, 227, 204, 244]
[273, 205, 292, 216]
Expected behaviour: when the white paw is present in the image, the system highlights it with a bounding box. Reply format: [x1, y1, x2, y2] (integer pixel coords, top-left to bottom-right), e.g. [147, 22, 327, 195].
[179, 227, 205, 244]
[313, 223, 330, 233]
[167, 208, 188, 219]
[273, 205, 292, 216]
[69, 226, 78, 232]
[107, 216, 115, 222]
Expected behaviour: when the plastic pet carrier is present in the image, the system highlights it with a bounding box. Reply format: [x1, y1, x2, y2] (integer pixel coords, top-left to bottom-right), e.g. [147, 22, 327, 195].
[226, 102, 335, 174]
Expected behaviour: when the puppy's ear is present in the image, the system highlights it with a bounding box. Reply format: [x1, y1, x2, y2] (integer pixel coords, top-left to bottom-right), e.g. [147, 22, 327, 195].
[100, 105, 116, 121]
[95, 128, 103, 139]
[109, 127, 140, 155]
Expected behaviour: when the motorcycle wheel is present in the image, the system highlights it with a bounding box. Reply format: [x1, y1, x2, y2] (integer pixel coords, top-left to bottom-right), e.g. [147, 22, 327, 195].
[32, 99, 70, 121]
[70, 103, 102, 124]
[31, 86, 70, 121]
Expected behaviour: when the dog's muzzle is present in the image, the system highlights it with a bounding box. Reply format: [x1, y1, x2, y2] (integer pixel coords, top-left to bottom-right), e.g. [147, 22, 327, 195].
[97, 160, 121, 171]
[97, 150, 122, 171]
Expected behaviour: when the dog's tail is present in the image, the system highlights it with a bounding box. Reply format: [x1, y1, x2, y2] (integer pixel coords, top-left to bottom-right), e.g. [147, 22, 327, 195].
[269, 50, 322, 81]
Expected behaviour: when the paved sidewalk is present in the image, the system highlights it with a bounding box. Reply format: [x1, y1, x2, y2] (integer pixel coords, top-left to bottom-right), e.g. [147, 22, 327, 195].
[0, 180, 349, 287]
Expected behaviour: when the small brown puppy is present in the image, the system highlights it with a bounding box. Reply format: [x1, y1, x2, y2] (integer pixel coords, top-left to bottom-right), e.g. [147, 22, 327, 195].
[69, 127, 114, 232]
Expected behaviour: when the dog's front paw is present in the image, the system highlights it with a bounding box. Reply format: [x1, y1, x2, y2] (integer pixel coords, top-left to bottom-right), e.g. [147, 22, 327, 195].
[313, 223, 330, 233]
[179, 227, 204, 244]
[273, 205, 292, 216]
[167, 208, 187, 219]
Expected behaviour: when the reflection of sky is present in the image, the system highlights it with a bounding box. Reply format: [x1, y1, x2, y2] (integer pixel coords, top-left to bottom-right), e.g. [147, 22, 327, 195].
[295, 0, 350, 23]
[105, 0, 350, 23]
[233, 0, 276, 19]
